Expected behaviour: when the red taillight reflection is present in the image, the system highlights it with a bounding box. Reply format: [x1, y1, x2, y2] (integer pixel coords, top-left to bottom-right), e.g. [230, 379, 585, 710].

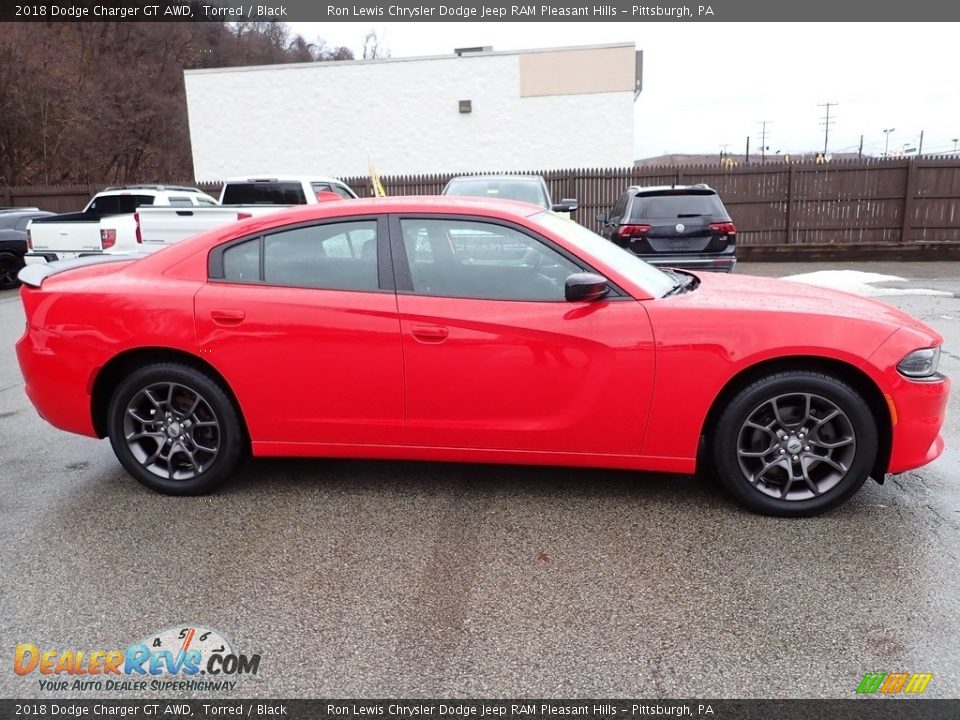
[134, 212, 142, 244]
[618, 224, 652, 238]
[100, 229, 117, 249]
[237, 212, 252, 220]
[709, 222, 737, 234]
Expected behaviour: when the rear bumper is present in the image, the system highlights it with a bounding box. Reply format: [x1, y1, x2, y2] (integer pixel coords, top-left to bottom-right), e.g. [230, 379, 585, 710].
[645, 254, 737, 273]
[24, 253, 60, 265]
[16, 325, 100, 438]
[24, 251, 109, 265]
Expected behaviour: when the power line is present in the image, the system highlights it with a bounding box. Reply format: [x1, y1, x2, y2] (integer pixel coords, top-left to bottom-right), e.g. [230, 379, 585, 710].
[818, 102, 837, 155]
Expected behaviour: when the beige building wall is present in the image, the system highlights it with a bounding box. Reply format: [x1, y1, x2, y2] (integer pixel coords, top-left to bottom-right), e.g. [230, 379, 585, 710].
[519, 45, 638, 97]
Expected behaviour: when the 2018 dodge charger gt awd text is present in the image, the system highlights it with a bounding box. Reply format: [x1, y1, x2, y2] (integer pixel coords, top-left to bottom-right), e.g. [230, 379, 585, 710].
[16, 197, 949, 516]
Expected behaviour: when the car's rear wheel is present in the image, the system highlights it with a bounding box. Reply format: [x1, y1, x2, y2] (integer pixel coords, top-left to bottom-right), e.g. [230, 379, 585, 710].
[0, 251, 23, 290]
[107, 363, 244, 495]
[712, 371, 878, 517]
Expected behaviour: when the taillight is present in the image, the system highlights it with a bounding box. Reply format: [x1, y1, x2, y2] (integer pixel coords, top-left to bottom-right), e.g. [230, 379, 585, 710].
[709, 222, 736, 235]
[618, 224, 651, 238]
[237, 212, 252, 220]
[134, 212, 142, 244]
[100, 228, 117, 249]
[26, 228, 32, 251]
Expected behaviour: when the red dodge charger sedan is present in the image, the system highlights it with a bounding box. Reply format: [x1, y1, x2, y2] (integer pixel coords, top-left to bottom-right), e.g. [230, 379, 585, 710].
[16, 197, 949, 516]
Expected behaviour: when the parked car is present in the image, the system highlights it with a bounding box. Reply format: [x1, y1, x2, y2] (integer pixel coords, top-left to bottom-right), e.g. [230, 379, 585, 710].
[0, 208, 55, 289]
[24, 185, 218, 265]
[134, 175, 357, 249]
[16, 198, 948, 517]
[442, 175, 578, 216]
[598, 184, 737, 272]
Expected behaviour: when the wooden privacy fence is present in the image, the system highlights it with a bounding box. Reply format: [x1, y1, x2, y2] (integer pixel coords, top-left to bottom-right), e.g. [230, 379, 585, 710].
[4, 158, 960, 254]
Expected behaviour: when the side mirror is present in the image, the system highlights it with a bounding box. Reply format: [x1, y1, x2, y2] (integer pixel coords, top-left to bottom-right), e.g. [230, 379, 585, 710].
[595, 211, 608, 224]
[552, 199, 578, 214]
[565, 272, 610, 302]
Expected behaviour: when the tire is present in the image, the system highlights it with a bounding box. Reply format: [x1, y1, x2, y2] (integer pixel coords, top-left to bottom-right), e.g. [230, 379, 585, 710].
[0, 251, 23, 290]
[107, 363, 245, 495]
[711, 371, 878, 517]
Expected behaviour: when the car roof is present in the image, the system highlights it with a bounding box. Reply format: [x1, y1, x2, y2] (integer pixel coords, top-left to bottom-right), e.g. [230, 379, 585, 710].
[0, 207, 41, 214]
[626, 184, 716, 195]
[446, 175, 544, 183]
[229, 196, 545, 230]
[0, 210, 53, 228]
[100, 185, 207, 194]
[223, 175, 348, 184]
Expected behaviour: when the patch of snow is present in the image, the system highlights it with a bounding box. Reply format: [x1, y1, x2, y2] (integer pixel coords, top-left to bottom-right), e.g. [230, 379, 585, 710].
[782, 270, 953, 298]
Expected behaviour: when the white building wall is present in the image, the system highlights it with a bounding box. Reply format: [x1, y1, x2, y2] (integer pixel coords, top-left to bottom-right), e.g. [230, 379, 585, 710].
[185, 51, 635, 181]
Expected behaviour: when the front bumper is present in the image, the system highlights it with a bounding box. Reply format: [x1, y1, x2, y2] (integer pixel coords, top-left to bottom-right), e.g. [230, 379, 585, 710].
[645, 254, 737, 273]
[887, 372, 950, 474]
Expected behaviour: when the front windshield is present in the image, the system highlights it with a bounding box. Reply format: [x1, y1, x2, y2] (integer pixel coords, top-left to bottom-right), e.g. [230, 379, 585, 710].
[445, 179, 548, 208]
[533, 212, 676, 297]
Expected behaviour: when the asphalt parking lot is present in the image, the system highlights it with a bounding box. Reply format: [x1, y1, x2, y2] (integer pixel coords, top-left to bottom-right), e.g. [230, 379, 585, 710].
[0, 261, 957, 700]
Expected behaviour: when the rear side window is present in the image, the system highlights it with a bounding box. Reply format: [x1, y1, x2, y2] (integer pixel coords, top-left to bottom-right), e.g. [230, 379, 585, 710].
[221, 183, 307, 205]
[220, 221, 379, 292]
[629, 192, 726, 221]
[168, 196, 194, 207]
[611, 192, 630, 220]
[87, 194, 154, 216]
[223, 239, 260, 282]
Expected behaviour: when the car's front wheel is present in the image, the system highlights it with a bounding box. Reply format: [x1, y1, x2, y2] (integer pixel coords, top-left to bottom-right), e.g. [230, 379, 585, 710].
[712, 371, 878, 517]
[107, 363, 245, 495]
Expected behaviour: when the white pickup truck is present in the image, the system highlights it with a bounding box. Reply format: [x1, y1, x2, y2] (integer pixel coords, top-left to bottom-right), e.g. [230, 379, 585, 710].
[134, 175, 358, 248]
[24, 185, 218, 265]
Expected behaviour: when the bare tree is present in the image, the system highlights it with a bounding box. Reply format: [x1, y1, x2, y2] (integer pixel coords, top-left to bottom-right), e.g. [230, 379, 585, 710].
[362, 31, 391, 60]
[0, 20, 357, 186]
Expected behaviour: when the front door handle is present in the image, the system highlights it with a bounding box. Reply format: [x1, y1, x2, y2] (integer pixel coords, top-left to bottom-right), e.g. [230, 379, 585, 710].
[411, 324, 449, 343]
[211, 309, 245, 325]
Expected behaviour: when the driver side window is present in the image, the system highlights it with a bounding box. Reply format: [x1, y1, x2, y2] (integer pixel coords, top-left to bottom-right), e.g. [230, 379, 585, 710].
[399, 218, 580, 301]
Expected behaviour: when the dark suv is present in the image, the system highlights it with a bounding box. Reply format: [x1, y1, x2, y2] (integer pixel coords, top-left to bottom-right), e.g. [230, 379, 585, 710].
[0, 207, 54, 289]
[597, 185, 736, 272]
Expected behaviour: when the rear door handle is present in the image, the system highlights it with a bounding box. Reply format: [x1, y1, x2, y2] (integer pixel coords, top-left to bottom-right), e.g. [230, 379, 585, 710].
[411, 324, 448, 343]
[211, 309, 245, 325]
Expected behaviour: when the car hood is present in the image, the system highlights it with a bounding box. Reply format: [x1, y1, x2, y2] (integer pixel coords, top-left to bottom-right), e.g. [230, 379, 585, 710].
[681, 270, 930, 332]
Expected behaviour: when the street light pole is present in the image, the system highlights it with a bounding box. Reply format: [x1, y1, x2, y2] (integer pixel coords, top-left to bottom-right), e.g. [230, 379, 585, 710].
[883, 128, 895, 158]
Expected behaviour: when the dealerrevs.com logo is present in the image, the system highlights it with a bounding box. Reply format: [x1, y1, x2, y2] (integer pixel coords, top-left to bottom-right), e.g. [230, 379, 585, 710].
[14, 625, 261, 692]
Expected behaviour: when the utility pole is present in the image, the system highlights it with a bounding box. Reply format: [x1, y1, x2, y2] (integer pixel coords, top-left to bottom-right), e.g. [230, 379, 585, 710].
[858, 134, 863, 159]
[758, 121, 771, 163]
[818, 102, 837, 156]
[918, 130, 924, 156]
[720, 143, 730, 161]
[745, 136, 750, 164]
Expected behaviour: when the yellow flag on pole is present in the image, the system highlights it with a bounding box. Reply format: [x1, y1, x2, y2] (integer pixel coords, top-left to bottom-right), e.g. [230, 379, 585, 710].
[369, 159, 387, 197]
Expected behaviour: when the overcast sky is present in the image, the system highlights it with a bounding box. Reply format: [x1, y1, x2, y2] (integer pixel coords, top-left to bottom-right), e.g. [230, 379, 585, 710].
[287, 22, 960, 160]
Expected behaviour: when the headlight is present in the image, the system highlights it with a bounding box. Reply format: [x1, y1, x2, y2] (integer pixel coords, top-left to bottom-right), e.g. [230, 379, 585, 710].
[897, 346, 941, 378]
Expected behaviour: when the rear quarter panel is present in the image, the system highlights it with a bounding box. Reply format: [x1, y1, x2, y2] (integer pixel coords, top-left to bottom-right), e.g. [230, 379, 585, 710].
[19, 267, 203, 436]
